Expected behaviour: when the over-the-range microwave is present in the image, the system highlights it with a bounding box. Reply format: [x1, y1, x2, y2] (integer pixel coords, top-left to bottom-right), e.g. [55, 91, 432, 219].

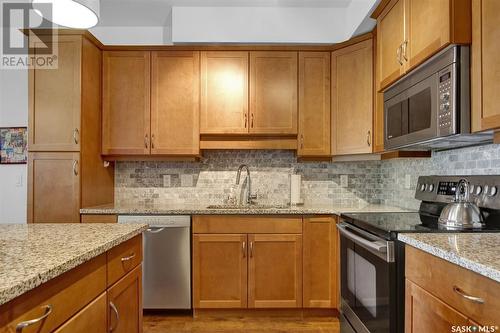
[383, 45, 492, 151]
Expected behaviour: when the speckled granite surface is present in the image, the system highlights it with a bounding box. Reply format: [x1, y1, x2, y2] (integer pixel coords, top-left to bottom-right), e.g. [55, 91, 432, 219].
[80, 203, 411, 216]
[0, 223, 147, 306]
[398, 233, 500, 283]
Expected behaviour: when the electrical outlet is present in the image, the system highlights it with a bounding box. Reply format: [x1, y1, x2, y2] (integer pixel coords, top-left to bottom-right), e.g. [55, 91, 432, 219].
[340, 175, 348, 188]
[15, 174, 23, 187]
[405, 174, 412, 189]
[163, 175, 171, 187]
[180, 174, 194, 187]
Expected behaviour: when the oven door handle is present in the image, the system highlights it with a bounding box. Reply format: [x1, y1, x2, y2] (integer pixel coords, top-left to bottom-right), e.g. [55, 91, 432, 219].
[338, 223, 388, 254]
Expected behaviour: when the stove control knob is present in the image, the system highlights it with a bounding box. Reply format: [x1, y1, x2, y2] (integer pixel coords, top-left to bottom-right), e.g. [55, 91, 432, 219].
[475, 185, 483, 195]
[485, 185, 490, 195]
[420, 184, 426, 192]
[470, 184, 475, 194]
[489, 186, 497, 197]
[428, 184, 434, 192]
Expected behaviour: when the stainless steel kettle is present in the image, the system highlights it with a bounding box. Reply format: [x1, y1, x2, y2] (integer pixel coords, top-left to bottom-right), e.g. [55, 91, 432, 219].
[438, 179, 484, 229]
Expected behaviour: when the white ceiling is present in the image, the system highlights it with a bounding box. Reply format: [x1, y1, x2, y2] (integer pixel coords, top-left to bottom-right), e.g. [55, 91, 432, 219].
[91, 0, 379, 44]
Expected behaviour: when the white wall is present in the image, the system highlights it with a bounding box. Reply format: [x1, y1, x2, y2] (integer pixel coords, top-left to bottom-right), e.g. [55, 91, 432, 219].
[0, 68, 28, 224]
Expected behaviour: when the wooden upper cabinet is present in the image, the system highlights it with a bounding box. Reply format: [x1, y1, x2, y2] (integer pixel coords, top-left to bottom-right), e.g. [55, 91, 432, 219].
[332, 39, 373, 155]
[298, 52, 331, 157]
[193, 234, 248, 309]
[373, 30, 385, 153]
[249, 52, 298, 134]
[405, 279, 469, 333]
[303, 217, 338, 309]
[28, 152, 80, 223]
[376, 0, 471, 90]
[151, 51, 200, 155]
[248, 234, 302, 308]
[472, 0, 500, 132]
[108, 265, 143, 333]
[102, 51, 150, 155]
[201, 51, 249, 134]
[377, 0, 405, 90]
[29, 35, 81, 151]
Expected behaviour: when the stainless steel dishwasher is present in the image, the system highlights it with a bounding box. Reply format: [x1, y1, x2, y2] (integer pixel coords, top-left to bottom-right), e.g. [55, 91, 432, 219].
[118, 215, 191, 309]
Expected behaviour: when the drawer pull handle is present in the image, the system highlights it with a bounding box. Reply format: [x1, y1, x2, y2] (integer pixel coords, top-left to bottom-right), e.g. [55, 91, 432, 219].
[249, 241, 254, 258]
[73, 128, 79, 144]
[109, 301, 120, 332]
[242, 241, 246, 258]
[121, 253, 136, 262]
[73, 160, 79, 176]
[16, 304, 52, 333]
[453, 286, 485, 304]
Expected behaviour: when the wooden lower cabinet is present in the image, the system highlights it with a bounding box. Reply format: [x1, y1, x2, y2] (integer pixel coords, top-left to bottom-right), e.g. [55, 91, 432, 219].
[193, 234, 248, 308]
[53, 293, 107, 333]
[405, 279, 469, 333]
[302, 216, 337, 308]
[248, 234, 302, 308]
[28, 152, 80, 223]
[192, 216, 337, 311]
[108, 265, 143, 333]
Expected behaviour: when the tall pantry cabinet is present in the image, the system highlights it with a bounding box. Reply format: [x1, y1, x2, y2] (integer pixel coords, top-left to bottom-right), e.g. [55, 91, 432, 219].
[28, 32, 114, 223]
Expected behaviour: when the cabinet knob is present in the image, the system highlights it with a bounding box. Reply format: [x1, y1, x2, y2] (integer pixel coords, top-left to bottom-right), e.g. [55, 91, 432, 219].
[109, 301, 120, 332]
[73, 160, 79, 176]
[15, 305, 52, 333]
[73, 128, 79, 144]
[397, 45, 403, 65]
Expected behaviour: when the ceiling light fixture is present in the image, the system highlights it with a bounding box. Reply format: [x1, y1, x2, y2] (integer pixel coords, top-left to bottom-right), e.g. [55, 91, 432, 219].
[32, 0, 100, 29]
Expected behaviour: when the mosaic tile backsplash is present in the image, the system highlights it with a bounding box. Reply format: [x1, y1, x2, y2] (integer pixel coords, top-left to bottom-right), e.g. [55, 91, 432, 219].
[115, 144, 500, 210]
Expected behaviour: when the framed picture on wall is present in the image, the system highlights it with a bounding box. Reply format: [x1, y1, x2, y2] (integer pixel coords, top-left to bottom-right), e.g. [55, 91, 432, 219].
[0, 127, 28, 164]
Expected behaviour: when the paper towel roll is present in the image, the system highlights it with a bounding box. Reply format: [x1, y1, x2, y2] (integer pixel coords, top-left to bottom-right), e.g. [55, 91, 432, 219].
[290, 174, 302, 205]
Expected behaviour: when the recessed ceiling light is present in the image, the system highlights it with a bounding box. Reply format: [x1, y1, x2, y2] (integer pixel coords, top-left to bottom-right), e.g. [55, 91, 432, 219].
[32, 0, 100, 29]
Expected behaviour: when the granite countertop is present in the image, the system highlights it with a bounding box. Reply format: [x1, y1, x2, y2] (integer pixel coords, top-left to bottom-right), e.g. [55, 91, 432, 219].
[398, 233, 500, 283]
[80, 203, 411, 216]
[0, 223, 148, 306]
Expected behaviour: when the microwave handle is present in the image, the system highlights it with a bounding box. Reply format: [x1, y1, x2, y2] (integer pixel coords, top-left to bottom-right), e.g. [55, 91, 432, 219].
[338, 223, 388, 254]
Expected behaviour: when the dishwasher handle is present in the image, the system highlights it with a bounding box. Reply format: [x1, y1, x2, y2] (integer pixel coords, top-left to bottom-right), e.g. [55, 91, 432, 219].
[146, 227, 166, 233]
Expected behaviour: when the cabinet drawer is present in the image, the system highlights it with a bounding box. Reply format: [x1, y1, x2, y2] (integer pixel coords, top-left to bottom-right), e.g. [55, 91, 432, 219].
[53, 292, 107, 333]
[81, 214, 117, 223]
[107, 235, 143, 287]
[406, 245, 500, 324]
[193, 215, 302, 234]
[0, 254, 106, 333]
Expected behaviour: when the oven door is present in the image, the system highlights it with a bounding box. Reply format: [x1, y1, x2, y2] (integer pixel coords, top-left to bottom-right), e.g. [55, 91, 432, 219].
[338, 222, 395, 333]
[385, 73, 439, 150]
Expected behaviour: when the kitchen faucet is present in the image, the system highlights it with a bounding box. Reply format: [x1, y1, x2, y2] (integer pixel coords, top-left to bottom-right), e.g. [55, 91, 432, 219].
[236, 164, 257, 205]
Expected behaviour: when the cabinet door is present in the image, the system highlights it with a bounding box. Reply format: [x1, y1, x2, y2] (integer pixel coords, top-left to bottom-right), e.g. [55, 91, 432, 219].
[193, 234, 248, 308]
[151, 51, 200, 155]
[405, 279, 469, 333]
[472, 0, 500, 131]
[102, 51, 150, 155]
[53, 293, 107, 333]
[405, 0, 450, 69]
[28, 152, 80, 223]
[298, 52, 331, 157]
[303, 217, 337, 308]
[249, 52, 298, 134]
[332, 39, 373, 155]
[248, 234, 302, 308]
[108, 265, 143, 333]
[29, 35, 81, 151]
[373, 30, 385, 153]
[377, 0, 405, 90]
[201, 51, 249, 134]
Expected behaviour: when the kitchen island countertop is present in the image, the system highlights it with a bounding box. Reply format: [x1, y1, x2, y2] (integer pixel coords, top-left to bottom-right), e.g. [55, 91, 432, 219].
[0, 223, 148, 306]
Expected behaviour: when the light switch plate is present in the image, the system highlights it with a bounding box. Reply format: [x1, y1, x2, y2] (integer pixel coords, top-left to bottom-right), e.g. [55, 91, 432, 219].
[405, 174, 412, 189]
[163, 175, 171, 187]
[340, 175, 348, 188]
[180, 174, 194, 187]
[15, 174, 23, 187]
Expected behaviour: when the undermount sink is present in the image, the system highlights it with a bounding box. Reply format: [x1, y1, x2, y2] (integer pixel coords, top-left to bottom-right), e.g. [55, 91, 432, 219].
[206, 204, 291, 210]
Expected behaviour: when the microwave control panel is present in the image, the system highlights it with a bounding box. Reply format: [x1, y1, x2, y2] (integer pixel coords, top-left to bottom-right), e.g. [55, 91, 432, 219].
[438, 67, 454, 134]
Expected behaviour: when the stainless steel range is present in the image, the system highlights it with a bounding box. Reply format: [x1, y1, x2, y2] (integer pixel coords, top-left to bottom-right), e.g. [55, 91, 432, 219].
[338, 175, 500, 333]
